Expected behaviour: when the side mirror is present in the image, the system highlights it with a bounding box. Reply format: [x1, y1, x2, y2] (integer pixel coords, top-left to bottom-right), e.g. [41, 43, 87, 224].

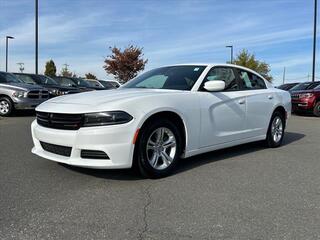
[203, 80, 225, 92]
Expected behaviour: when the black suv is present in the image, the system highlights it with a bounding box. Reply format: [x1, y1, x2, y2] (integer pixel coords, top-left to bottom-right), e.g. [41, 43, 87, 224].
[53, 76, 103, 91]
[14, 73, 80, 98]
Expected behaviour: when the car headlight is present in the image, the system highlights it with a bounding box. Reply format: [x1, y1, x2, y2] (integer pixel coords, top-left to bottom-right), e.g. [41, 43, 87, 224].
[12, 91, 27, 98]
[49, 89, 62, 96]
[299, 93, 314, 98]
[83, 111, 133, 127]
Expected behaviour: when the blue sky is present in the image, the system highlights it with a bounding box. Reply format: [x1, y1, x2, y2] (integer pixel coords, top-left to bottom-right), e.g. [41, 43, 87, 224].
[0, 0, 318, 85]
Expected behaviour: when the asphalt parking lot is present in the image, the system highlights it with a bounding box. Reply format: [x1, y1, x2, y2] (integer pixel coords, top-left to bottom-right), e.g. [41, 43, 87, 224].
[0, 114, 319, 240]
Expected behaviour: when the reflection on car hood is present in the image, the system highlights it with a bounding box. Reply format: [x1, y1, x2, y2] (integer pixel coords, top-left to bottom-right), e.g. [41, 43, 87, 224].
[0, 82, 44, 91]
[45, 88, 183, 106]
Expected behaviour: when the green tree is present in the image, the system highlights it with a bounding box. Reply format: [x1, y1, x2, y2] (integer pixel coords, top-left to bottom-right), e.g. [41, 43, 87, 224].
[103, 45, 148, 83]
[85, 73, 97, 80]
[44, 60, 57, 77]
[233, 49, 272, 82]
[60, 65, 73, 77]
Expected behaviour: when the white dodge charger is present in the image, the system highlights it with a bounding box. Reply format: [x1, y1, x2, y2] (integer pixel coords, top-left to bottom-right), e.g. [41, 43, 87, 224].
[32, 64, 291, 178]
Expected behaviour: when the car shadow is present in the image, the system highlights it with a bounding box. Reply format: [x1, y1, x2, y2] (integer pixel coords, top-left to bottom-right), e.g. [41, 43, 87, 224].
[10, 110, 36, 117]
[173, 131, 305, 175]
[60, 131, 305, 180]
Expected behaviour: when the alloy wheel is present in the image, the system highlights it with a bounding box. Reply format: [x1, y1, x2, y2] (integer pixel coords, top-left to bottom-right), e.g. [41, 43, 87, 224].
[146, 127, 177, 170]
[0, 100, 10, 115]
[271, 116, 283, 143]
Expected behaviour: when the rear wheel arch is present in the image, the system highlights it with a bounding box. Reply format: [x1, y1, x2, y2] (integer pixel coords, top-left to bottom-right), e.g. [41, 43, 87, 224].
[272, 106, 286, 124]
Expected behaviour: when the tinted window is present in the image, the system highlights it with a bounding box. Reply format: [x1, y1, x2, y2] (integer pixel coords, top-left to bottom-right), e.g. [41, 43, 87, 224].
[236, 69, 266, 90]
[15, 74, 37, 85]
[55, 77, 77, 87]
[38, 75, 58, 85]
[71, 78, 90, 87]
[290, 82, 312, 91]
[306, 82, 320, 89]
[0, 72, 22, 83]
[124, 65, 206, 90]
[203, 67, 238, 91]
[99, 81, 116, 89]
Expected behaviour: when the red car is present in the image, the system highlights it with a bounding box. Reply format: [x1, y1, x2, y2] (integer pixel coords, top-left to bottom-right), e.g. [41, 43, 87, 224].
[290, 81, 320, 116]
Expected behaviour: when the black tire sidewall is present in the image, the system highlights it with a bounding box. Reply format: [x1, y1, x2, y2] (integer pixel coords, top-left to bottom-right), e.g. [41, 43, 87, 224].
[0, 97, 13, 117]
[266, 111, 285, 148]
[313, 102, 320, 117]
[136, 119, 182, 178]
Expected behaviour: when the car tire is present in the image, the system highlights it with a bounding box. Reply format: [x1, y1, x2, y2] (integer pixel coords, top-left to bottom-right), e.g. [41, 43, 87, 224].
[313, 101, 320, 117]
[0, 97, 13, 117]
[134, 119, 182, 178]
[265, 111, 285, 148]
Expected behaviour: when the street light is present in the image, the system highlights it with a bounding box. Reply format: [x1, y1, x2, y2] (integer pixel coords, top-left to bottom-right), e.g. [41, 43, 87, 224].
[5, 36, 15, 72]
[312, 0, 317, 82]
[35, 0, 39, 74]
[226, 45, 233, 64]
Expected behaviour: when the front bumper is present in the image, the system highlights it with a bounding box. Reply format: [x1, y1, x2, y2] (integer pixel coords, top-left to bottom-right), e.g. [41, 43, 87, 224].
[31, 120, 136, 169]
[13, 97, 48, 110]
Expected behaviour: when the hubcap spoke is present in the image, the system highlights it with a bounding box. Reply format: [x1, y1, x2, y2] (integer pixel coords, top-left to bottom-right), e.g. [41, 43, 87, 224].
[271, 116, 283, 143]
[146, 127, 177, 170]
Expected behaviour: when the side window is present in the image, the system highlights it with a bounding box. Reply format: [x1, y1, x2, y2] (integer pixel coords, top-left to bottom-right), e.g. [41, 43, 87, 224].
[203, 67, 239, 91]
[237, 69, 266, 90]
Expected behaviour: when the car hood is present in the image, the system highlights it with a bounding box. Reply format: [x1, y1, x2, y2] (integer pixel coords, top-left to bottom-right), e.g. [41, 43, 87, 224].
[36, 88, 186, 114]
[47, 88, 183, 105]
[0, 82, 44, 91]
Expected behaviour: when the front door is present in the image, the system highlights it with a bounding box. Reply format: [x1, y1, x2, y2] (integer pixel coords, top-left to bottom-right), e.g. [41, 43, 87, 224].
[198, 66, 247, 147]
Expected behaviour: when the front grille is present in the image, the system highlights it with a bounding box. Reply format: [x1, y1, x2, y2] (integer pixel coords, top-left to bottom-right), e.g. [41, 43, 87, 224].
[81, 150, 109, 159]
[40, 141, 72, 157]
[37, 111, 83, 130]
[28, 90, 49, 99]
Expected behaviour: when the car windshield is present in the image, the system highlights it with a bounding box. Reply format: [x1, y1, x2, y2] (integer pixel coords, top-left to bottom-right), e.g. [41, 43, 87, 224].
[87, 80, 102, 88]
[99, 81, 117, 89]
[0, 72, 22, 83]
[56, 77, 77, 87]
[38, 75, 58, 85]
[71, 78, 91, 87]
[15, 74, 37, 85]
[290, 82, 312, 91]
[306, 82, 320, 89]
[123, 65, 206, 90]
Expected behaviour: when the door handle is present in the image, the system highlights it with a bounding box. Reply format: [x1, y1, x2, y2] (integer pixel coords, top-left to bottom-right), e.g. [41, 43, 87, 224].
[238, 99, 246, 105]
[268, 95, 273, 100]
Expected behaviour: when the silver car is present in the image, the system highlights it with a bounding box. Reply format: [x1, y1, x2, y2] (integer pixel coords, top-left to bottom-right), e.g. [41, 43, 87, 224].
[0, 71, 49, 116]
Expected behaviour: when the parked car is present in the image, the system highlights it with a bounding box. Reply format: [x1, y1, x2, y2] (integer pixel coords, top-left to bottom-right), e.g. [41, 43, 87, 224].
[277, 82, 299, 91]
[0, 71, 49, 116]
[99, 80, 121, 89]
[31, 64, 291, 178]
[68, 77, 104, 90]
[85, 79, 105, 90]
[13, 73, 80, 98]
[291, 81, 320, 116]
[53, 76, 91, 92]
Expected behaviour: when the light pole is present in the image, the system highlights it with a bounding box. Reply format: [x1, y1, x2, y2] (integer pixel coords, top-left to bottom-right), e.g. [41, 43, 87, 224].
[312, 0, 317, 82]
[5, 36, 14, 72]
[35, 0, 39, 74]
[226, 45, 233, 64]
